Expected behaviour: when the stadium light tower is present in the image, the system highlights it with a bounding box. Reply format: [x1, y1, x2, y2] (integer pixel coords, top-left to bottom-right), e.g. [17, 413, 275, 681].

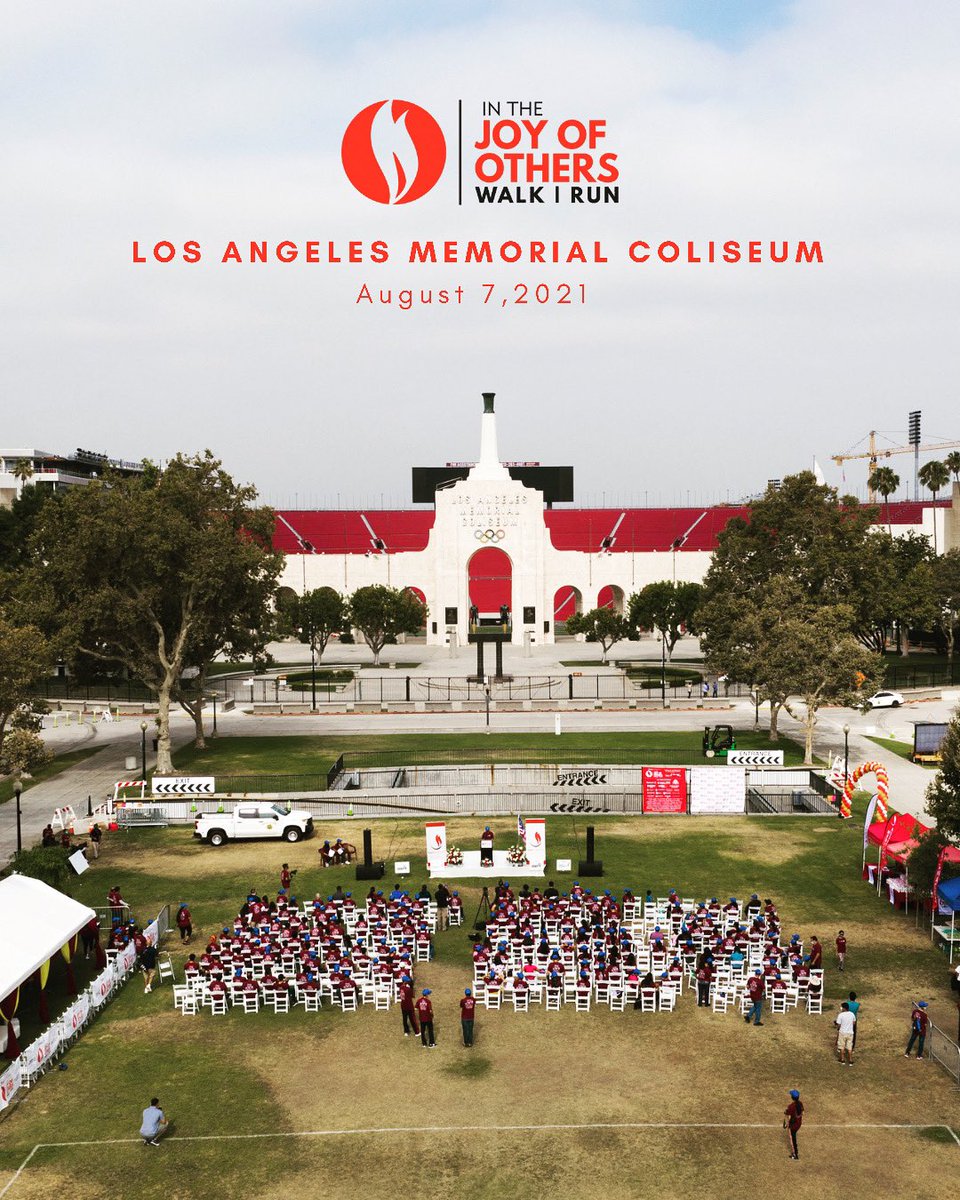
[908, 410, 921, 500]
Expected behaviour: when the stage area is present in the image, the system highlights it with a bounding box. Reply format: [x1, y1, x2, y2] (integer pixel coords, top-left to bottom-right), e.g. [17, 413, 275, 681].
[428, 849, 545, 879]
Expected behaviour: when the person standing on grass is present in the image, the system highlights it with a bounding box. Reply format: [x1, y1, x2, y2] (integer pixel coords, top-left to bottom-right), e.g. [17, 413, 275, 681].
[141, 943, 158, 994]
[89, 823, 102, 860]
[836, 930, 847, 971]
[398, 975, 419, 1037]
[744, 969, 765, 1026]
[835, 1001, 855, 1066]
[280, 863, 292, 892]
[460, 987, 477, 1047]
[905, 1000, 929, 1059]
[783, 1090, 803, 1160]
[176, 903, 193, 944]
[696, 957, 713, 1007]
[846, 992, 861, 1050]
[415, 989, 436, 1048]
[434, 882, 451, 931]
[139, 1098, 168, 1146]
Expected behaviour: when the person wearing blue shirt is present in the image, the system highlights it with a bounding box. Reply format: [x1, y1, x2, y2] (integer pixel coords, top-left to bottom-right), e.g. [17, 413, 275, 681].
[139, 1098, 168, 1146]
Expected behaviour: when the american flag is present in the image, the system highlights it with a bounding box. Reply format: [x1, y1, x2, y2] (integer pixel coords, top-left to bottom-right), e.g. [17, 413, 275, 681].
[517, 814, 526, 842]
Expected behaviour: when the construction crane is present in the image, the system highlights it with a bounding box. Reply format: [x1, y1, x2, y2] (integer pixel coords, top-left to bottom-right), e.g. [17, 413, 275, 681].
[832, 428, 960, 502]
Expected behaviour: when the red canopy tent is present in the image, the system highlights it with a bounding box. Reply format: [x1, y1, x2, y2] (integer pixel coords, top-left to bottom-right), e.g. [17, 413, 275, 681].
[867, 813, 931, 860]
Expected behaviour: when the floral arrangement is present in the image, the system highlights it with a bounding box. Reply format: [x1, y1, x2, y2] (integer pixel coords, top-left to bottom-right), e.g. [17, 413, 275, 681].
[445, 845, 463, 866]
[506, 842, 529, 866]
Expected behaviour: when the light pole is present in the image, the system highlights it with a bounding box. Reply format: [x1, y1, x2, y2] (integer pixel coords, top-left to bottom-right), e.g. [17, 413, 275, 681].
[13, 779, 22, 855]
[484, 678, 491, 733]
[211, 692, 218, 736]
[310, 638, 317, 713]
[660, 633, 666, 709]
[140, 720, 148, 781]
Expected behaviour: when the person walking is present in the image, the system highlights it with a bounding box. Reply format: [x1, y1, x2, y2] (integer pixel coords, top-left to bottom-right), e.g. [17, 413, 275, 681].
[141, 943, 158, 994]
[435, 883, 451, 932]
[280, 863, 293, 893]
[460, 987, 477, 1046]
[696, 958, 713, 1007]
[835, 930, 847, 971]
[398, 975, 419, 1037]
[88, 823, 102, 860]
[783, 1089, 804, 1160]
[139, 1098, 169, 1146]
[847, 992, 861, 1050]
[835, 1001, 855, 1066]
[744, 969, 765, 1026]
[415, 989, 436, 1048]
[905, 1000, 929, 1059]
[176, 903, 193, 944]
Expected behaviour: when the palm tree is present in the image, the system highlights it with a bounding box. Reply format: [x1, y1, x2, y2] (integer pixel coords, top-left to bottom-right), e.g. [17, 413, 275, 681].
[946, 450, 960, 484]
[918, 459, 950, 553]
[12, 458, 34, 487]
[868, 466, 900, 534]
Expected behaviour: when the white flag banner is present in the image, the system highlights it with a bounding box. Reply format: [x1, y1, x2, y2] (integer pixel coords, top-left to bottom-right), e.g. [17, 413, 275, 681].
[425, 822, 447, 868]
[862, 795, 878, 849]
[143, 920, 160, 948]
[0, 1060, 22, 1111]
[525, 818, 546, 867]
[116, 944, 137, 977]
[63, 993, 91, 1036]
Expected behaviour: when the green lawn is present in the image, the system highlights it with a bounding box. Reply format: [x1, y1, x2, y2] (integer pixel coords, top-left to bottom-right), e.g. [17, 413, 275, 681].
[1, 797, 957, 1200]
[171, 730, 809, 779]
[0, 746, 102, 807]
[866, 736, 940, 769]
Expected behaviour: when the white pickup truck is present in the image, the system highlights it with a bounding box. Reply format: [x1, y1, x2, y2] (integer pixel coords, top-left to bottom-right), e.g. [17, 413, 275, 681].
[193, 803, 314, 847]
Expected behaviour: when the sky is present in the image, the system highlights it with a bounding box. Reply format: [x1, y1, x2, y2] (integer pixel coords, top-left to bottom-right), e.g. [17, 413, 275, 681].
[2, 1, 959, 510]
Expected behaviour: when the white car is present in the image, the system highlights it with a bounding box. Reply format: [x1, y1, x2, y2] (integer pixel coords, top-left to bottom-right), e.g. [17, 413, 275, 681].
[866, 690, 904, 709]
[194, 803, 314, 847]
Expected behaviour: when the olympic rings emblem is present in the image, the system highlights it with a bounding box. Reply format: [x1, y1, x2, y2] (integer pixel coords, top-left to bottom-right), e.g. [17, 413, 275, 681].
[474, 528, 505, 542]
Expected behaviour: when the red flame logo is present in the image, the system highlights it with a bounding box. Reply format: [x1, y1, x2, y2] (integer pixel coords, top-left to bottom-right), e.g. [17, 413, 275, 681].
[342, 100, 446, 204]
[534, 831, 542, 845]
[433, 834, 442, 848]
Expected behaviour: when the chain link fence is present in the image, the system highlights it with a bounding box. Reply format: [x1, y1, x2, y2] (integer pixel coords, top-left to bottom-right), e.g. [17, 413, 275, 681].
[928, 1020, 960, 1086]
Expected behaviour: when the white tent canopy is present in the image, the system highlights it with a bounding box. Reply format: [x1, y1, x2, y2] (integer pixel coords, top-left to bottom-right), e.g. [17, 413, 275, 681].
[0, 875, 95, 1001]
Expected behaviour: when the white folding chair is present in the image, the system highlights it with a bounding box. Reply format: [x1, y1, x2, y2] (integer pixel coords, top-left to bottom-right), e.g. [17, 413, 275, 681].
[511, 988, 529, 1012]
[575, 989, 591, 1013]
[739, 992, 752, 1017]
[157, 954, 176, 984]
[546, 988, 562, 1011]
[172, 984, 190, 1011]
[415, 941, 431, 962]
[449, 907, 463, 926]
[806, 990, 823, 1015]
[770, 990, 787, 1015]
[712, 988, 732, 1014]
[484, 987, 502, 1010]
[594, 979, 610, 1004]
[658, 984, 676, 1012]
[640, 988, 657, 1013]
[339, 989, 358, 1012]
[374, 989, 391, 1011]
[271, 989, 290, 1014]
[180, 990, 198, 1015]
[209, 992, 228, 1015]
[302, 991, 321, 1013]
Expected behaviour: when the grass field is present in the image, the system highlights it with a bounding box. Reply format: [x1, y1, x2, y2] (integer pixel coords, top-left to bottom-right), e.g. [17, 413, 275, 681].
[171, 730, 810, 777]
[866, 736, 941, 769]
[1, 799, 957, 1200]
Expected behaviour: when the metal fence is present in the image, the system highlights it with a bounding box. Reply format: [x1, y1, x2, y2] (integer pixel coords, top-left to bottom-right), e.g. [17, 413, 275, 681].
[885, 663, 960, 690]
[746, 788, 838, 816]
[928, 1021, 960, 1086]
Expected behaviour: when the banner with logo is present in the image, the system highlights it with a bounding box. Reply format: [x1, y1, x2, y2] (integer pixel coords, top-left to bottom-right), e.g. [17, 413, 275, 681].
[116, 944, 137, 976]
[524, 818, 546, 867]
[143, 919, 160, 948]
[20, 1024, 62, 1078]
[92, 966, 115, 1007]
[64, 994, 91, 1036]
[641, 767, 687, 813]
[0, 1060, 22, 1111]
[425, 822, 446, 869]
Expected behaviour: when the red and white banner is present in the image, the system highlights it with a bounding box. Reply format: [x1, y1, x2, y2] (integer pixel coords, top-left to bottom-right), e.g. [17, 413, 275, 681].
[0, 1060, 22, 1111]
[143, 919, 159, 948]
[64, 994, 91, 1034]
[641, 767, 687, 813]
[20, 1025, 61, 1077]
[425, 822, 446, 868]
[525, 818, 546, 867]
[116, 944, 137, 976]
[91, 966, 115, 1007]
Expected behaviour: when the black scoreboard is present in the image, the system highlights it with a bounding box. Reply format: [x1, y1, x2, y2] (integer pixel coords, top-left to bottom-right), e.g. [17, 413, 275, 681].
[412, 465, 574, 506]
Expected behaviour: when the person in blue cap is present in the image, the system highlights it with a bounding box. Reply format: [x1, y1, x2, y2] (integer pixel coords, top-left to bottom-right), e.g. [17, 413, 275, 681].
[480, 826, 494, 866]
[415, 989, 436, 1047]
[783, 1089, 803, 1159]
[905, 1000, 929, 1059]
[460, 987, 476, 1046]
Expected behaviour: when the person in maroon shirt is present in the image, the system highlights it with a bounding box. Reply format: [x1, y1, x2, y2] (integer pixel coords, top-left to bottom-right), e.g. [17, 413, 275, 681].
[745, 969, 765, 1026]
[695, 960, 713, 1007]
[398, 976, 419, 1036]
[905, 1001, 929, 1059]
[415, 989, 436, 1047]
[783, 1089, 803, 1159]
[176, 903, 193, 944]
[280, 864, 293, 892]
[460, 988, 477, 1047]
[807, 936, 823, 968]
[835, 930, 847, 971]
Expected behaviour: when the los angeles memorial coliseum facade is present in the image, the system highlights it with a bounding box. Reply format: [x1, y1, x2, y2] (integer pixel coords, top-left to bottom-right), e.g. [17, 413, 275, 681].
[273, 394, 956, 648]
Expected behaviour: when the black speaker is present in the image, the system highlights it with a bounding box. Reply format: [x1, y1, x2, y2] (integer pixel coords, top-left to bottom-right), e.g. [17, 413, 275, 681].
[355, 828, 385, 879]
[361, 828, 374, 864]
[585, 825, 596, 860]
[578, 860, 604, 877]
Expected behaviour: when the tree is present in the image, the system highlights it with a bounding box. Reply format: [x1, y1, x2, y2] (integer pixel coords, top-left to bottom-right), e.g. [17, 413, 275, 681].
[346, 585, 426, 666]
[926, 709, 960, 839]
[21, 452, 282, 773]
[867, 466, 900, 534]
[9, 845, 74, 892]
[0, 616, 52, 745]
[628, 581, 702, 659]
[918, 459, 950, 553]
[0, 485, 58, 580]
[907, 828, 960, 904]
[566, 606, 633, 663]
[928, 550, 960, 661]
[297, 588, 345, 663]
[0, 727, 51, 774]
[12, 458, 34, 486]
[945, 451, 960, 484]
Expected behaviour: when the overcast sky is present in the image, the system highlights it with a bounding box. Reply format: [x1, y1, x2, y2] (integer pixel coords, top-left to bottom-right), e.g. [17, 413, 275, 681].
[2, 1, 958, 510]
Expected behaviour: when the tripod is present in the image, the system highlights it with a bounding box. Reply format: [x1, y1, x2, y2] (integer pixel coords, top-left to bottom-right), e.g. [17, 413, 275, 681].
[472, 885, 492, 934]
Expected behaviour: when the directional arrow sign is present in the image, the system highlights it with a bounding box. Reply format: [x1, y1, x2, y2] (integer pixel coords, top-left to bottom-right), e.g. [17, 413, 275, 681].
[152, 776, 215, 797]
[727, 750, 784, 767]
